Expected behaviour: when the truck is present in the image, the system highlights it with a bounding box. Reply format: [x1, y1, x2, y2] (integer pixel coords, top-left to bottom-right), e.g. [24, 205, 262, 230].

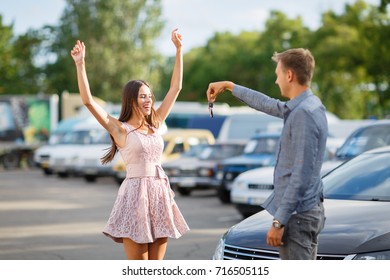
[0, 94, 59, 169]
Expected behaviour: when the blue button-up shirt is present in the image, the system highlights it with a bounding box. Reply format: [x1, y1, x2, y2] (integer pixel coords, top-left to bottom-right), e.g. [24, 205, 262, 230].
[232, 85, 327, 225]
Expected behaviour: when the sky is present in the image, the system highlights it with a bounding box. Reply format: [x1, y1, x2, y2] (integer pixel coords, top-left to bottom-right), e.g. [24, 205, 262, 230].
[0, 0, 380, 55]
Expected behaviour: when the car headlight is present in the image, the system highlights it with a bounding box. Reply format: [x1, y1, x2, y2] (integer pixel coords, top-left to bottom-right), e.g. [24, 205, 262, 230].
[216, 171, 223, 180]
[351, 250, 390, 260]
[199, 168, 212, 177]
[231, 180, 247, 191]
[213, 236, 226, 260]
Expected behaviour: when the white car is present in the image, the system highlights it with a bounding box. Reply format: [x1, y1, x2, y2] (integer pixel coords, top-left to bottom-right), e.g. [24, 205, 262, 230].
[230, 166, 274, 218]
[231, 160, 333, 218]
[75, 131, 120, 182]
[49, 117, 105, 177]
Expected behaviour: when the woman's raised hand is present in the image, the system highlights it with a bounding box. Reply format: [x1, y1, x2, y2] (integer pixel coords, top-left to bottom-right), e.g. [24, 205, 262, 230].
[171, 28, 183, 49]
[70, 40, 86, 64]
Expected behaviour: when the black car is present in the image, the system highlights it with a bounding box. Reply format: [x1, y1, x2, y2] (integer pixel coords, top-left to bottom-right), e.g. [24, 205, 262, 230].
[213, 132, 280, 203]
[213, 145, 390, 260]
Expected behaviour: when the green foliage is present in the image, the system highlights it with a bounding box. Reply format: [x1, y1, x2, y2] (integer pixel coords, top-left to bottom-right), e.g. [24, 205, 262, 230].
[0, 16, 42, 94]
[1, 0, 390, 118]
[178, 1, 390, 119]
[43, 0, 165, 101]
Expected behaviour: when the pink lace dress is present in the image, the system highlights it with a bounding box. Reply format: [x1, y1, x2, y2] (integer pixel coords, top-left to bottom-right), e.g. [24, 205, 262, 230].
[103, 123, 189, 243]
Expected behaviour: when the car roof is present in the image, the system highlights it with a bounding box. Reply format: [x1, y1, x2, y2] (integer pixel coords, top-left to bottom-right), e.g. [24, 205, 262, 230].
[250, 131, 281, 139]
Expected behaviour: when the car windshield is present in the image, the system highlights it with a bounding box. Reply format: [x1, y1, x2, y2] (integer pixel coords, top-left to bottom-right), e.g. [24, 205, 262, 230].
[181, 144, 207, 157]
[336, 125, 390, 159]
[199, 144, 244, 160]
[323, 152, 390, 201]
[59, 130, 94, 144]
[243, 137, 279, 155]
[91, 130, 111, 144]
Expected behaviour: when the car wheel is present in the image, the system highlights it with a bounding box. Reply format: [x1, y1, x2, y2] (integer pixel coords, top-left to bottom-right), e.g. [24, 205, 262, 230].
[43, 168, 53, 175]
[217, 186, 231, 203]
[84, 175, 97, 183]
[2, 152, 21, 169]
[115, 176, 124, 185]
[57, 172, 68, 178]
[177, 187, 192, 196]
[236, 204, 264, 219]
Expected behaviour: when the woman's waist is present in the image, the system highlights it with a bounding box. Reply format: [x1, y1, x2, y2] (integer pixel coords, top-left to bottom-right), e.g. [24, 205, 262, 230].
[125, 163, 166, 178]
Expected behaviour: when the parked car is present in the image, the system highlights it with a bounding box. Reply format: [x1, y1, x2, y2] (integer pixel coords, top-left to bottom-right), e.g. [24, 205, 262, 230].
[230, 149, 333, 218]
[33, 115, 87, 175]
[230, 166, 274, 218]
[321, 120, 390, 175]
[112, 128, 216, 184]
[213, 132, 280, 203]
[48, 117, 106, 177]
[163, 140, 246, 196]
[74, 130, 119, 182]
[217, 112, 282, 141]
[213, 145, 390, 260]
[49, 128, 104, 177]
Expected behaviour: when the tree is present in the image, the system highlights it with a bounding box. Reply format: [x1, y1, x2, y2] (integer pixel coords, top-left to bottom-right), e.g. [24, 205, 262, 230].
[311, 0, 390, 118]
[43, 0, 165, 101]
[0, 15, 42, 94]
[180, 11, 310, 105]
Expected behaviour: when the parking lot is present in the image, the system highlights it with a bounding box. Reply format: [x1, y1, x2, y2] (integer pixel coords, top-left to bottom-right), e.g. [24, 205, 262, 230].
[0, 168, 241, 260]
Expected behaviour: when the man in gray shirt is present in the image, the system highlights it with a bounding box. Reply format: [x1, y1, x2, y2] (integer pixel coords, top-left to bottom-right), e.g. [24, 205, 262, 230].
[206, 48, 327, 260]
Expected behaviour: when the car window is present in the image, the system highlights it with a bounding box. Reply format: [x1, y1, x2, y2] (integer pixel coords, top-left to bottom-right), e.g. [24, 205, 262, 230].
[243, 137, 279, 155]
[59, 130, 93, 144]
[199, 144, 244, 160]
[323, 153, 390, 201]
[91, 130, 111, 144]
[336, 125, 390, 159]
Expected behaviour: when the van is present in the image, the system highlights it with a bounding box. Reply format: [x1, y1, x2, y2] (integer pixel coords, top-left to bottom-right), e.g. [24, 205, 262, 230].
[217, 112, 283, 141]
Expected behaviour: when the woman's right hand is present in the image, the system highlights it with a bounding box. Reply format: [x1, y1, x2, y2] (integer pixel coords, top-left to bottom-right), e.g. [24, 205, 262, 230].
[171, 28, 183, 50]
[70, 40, 86, 64]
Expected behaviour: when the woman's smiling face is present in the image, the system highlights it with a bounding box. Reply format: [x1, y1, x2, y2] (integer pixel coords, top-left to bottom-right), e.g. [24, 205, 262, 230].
[136, 85, 153, 116]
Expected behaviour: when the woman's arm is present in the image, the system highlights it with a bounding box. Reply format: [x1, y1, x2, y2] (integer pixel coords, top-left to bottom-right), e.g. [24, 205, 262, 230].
[156, 29, 183, 122]
[70, 41, 126, 146]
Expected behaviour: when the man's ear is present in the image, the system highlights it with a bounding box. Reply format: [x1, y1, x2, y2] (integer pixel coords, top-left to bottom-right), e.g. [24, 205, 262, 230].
[287, 69, 294, 83]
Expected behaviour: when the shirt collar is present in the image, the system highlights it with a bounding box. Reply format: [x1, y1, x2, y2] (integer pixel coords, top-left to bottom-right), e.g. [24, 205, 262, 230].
[285, 89, 313, 112]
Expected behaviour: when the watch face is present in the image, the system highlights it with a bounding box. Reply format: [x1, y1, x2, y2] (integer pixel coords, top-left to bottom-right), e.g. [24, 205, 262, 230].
[273, 221, 282, 229]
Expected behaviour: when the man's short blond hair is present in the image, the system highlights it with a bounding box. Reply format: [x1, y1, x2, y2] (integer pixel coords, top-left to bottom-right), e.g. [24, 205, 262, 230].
[272, 48, 315, 86]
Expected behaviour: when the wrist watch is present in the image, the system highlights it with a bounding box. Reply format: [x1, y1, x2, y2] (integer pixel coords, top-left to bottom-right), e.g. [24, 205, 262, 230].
[272, 219, 284, 229]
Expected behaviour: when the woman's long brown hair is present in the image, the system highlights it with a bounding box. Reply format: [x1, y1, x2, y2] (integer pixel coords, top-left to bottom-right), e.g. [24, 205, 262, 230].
[100, 80, 160, 164]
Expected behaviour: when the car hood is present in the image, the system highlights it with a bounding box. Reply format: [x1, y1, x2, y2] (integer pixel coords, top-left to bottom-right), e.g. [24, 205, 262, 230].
[235, 166, 274, 184]
[224, 199, 390, 255]
[221, 154, 274, 166]
[163, 157, 216, 169]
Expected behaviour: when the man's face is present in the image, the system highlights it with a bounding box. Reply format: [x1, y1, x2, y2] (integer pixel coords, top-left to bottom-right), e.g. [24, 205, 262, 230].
[275, 61, 289, 98]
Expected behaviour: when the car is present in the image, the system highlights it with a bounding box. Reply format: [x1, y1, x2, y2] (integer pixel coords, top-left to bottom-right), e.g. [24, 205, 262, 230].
[213, 132, 280, 203]
[48, 117, 106, 177]
[213, 145, 390, 260]
[163, 140, 246, 196]
[321, 120, 390, 175]
[112, 128, 216, 184]
[216, 112, 283, 141]
[33, 116, 87, 175]
[74, 130, 119, 182]
[230, 149, 333, 218]
[229, 166, 274, 218]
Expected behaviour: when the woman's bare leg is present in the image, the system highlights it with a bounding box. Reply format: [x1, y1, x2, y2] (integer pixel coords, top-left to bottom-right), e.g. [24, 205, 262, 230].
[148, 238, 168, 260]
[123, 238, 148, 260]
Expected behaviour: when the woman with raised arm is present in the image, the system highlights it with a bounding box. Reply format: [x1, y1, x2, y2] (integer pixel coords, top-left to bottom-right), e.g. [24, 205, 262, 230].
[70, 29, 189, 260]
